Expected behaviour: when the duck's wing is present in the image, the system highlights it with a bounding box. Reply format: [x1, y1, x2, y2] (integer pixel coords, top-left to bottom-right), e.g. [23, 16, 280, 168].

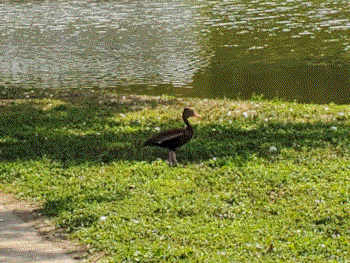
[143, 127, 187, 146]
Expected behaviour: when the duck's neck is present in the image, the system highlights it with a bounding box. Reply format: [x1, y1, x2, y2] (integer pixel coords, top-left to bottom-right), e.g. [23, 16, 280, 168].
[183, 117, 192, 129]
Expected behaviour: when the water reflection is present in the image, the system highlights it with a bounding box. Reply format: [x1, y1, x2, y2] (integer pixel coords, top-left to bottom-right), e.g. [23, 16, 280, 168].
[0, 1, 204, 87]
[192, 58, 350, 104]
[0, 0, 350, 103]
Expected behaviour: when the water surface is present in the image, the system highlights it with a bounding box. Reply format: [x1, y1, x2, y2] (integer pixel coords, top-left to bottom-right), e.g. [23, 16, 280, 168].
[1, 0, 350, 103]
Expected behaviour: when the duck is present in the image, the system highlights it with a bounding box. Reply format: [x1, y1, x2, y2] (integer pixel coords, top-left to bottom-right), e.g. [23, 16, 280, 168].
[143, 107, 200, 166]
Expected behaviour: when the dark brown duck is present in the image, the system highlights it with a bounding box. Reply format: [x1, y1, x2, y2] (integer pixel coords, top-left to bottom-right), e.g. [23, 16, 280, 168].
[143, 108, 200, 166]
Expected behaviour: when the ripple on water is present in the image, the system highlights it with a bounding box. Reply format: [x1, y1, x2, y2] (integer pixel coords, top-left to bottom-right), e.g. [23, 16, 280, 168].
[0, 0, 349, 103]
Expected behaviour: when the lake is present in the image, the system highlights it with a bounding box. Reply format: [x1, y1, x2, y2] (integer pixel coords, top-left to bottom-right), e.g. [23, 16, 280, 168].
[1, 0, 350, 103]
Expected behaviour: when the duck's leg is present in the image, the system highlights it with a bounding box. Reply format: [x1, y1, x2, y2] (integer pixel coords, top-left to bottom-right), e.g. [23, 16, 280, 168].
[167, 149, 173, 166]
[167, 150, 177, 167]
[173, 151, 177, 165]
[171, 150, 177, 166]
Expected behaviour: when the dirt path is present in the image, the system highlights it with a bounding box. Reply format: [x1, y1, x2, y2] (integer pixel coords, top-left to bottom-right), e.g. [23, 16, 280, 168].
[0, 193, 85, 263]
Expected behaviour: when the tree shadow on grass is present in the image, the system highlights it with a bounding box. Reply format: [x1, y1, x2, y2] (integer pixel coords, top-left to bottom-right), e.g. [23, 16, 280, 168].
[0, 88, 350, 166]
[0, 88, 178, 165]
[189, 122, 350, 163]
[41, 190, 127, 231]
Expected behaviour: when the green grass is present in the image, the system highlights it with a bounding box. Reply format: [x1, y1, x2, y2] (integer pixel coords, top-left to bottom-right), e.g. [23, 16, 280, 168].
[0, 87, 350, 262]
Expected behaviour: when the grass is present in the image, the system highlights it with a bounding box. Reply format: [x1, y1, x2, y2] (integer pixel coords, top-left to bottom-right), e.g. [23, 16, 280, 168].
[0, 87, 350, 262]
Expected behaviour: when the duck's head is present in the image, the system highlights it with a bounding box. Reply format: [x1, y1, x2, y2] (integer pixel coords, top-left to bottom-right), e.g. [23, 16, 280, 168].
[183, 107, 200, 119]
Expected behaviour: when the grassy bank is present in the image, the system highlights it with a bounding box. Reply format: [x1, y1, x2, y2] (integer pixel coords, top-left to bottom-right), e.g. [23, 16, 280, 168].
[0, 87, 349, 262]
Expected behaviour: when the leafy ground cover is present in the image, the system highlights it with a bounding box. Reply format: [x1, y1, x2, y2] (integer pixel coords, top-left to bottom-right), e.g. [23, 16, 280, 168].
[0, 87, 349, 262]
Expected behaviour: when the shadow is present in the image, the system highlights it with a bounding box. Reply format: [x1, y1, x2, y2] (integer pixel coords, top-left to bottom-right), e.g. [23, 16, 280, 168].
[140, 118, 350, 166]
[40, 198, 101, 230]
[0, 87, 178, 166]
[42, 189, 126, 216]
[36, 189, 129, 232]
[191, 121, 350, 160]
[0, 87, 350, 168]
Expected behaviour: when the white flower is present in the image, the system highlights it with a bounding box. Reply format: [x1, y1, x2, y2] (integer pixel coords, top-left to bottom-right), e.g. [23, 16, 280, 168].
[269, 146, 277, 153]
[154, 127, 161, 131]
[100, 216, 107, 221]
[330, 126, 337, 131]
[227, 111, 232, 116]
[242, 112, 249, 118]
